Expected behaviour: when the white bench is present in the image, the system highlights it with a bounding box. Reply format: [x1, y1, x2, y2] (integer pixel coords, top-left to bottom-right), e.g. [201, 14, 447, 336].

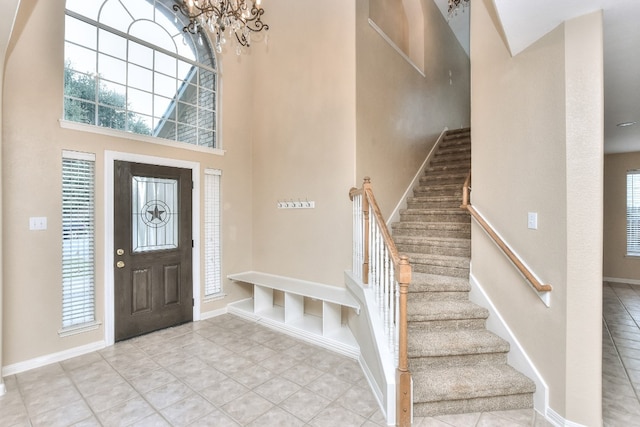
[227, 271, 360, 357]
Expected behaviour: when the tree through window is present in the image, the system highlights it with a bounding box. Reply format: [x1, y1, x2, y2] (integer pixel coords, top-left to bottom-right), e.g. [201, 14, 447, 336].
[64, 0, 218, 148]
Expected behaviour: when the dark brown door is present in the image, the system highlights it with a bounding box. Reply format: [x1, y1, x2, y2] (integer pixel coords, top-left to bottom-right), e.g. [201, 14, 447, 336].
[114, 161, 193, 341]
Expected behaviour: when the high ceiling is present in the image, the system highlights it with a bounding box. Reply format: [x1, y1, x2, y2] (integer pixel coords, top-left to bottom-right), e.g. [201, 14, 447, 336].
[434, 0, 640, 154]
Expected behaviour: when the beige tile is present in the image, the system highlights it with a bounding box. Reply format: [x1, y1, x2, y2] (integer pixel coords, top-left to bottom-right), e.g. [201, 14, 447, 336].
[476, 412, 529, 426]
[143, 379, 193, 410]
[129, 412, 172, 427]
[30, 400, 93, 427]
[254, 376, 301, 403]
[489, 408, 536, 425]
[188, 407, 241, 426]
[306, 372, 353, 401]
[280, 362, 325, 386]
[23, 382, 83, 417]
[247, 406, 306, 426]
[229, 364, 277, 389]
[84, 380, 138, 412]
[308, 403, 367, 427]
[433, 412, 481, 426]
[280, 387, 332, 422]
[222, 391, 274, 425]
[96, 396, 155, 427]
[128, 368, 177, 393]
[199, 377, 250, 406]
[337, 385, 381, 418]
[160, 394, 215, 426]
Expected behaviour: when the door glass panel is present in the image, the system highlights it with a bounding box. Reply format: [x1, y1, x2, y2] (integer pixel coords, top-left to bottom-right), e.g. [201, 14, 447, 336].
[132, 176, 179, 252]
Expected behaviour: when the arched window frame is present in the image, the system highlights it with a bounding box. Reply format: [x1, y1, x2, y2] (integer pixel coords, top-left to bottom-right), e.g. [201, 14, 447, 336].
[63, 0, 220, 150]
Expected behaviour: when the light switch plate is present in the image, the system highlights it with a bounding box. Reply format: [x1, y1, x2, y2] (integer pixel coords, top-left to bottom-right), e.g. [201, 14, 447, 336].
[527, 212, 538, 230]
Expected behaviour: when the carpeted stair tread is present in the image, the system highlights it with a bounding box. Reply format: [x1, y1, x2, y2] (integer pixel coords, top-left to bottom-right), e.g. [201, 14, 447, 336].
[407, 299, 487, 322]
[404, 252, 470, 266]
[412, 365, 535, 403]
[395, 235, 470, 257]
[408, 272, 470, 293]
[408, 329, 509, 358]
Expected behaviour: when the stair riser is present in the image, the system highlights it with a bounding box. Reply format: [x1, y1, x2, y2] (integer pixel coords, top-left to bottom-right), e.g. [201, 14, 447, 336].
[409, 353, 507, 370]
[392, 228, 471, 239]
[413, 394, 533, 418]
[407, 199, 462, 209]
[426, 166, 471, 176]
[420, 175, 468, 185]
[408, 319, 486, 332]
[400, 213, 470, 223]
[431, 154, 471, 164]
[414, 187, 462, 197]
[408, 201, 462, 209]
[411, 264, 469, 277]
[407, 291, 469, 301]
[398, 244, 470, 257]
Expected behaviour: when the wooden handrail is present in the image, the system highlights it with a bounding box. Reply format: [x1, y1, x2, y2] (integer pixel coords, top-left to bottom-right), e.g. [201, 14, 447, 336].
[350, 177, 412, 427]
[460, 173, 552, 293]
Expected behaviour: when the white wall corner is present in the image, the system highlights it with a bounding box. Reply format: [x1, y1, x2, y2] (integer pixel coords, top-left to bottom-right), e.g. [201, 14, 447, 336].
[468, 272, 549, 417]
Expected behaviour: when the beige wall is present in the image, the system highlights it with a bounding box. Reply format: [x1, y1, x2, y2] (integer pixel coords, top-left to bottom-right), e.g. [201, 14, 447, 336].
[1, 0, 22, 389]
[471, 1, 603, 424]
[604, 152, 640, 281]
[356, 0, 470, 218]
[249, 0, 356, 286]
[2, 0, 254, 366]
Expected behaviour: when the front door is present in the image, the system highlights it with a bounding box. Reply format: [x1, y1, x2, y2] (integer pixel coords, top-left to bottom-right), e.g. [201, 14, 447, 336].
[114, 161, 193, 341]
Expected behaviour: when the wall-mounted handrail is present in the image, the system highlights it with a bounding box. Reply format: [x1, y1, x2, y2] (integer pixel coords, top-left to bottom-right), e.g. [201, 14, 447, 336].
[349, 177, 412, 427]
[461, 173, 552, 293]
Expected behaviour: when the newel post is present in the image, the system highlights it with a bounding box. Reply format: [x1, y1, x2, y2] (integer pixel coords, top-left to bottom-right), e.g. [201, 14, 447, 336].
[396, 255, 412, 427]
[362, 177, 371, 285]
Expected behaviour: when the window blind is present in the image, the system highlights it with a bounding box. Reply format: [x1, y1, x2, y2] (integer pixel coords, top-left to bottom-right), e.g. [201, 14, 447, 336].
[627, 171, 640, 256]
[62, 151, 96, 328]
[204, 169, 222, 296]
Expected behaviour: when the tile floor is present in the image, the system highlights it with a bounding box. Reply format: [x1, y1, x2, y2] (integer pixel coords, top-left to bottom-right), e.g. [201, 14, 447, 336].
[603, 281, 640, 426]
[0, 313, 551, 426]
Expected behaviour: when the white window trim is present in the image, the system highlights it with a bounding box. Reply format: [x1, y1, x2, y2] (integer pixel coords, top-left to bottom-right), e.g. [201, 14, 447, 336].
[104, 151, 201, 346]
[60, 120, 226, 156]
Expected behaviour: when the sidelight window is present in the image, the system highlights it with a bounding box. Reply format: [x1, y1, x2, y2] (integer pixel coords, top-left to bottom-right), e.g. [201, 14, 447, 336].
[61, 151, 98, 333]
[204, 169, 222, 297]
[628, 171, 640, 256]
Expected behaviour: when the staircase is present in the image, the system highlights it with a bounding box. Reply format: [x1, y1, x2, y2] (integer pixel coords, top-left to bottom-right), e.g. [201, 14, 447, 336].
[391, 128, 536, 417]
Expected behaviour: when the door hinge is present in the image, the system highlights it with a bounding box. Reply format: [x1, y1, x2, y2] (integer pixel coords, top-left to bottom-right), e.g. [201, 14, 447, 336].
[192, 240, 194, 248]
[192, 298, 195, 307]
[192, 180, 194, 189]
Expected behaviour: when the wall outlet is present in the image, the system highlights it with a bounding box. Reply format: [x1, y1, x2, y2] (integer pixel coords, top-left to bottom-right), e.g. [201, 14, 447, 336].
[527, 212, 538, 230]
[29, 217, 47, 230]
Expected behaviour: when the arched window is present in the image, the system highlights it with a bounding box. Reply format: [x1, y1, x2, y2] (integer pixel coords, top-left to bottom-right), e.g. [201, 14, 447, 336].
[64, 0, 218, 148]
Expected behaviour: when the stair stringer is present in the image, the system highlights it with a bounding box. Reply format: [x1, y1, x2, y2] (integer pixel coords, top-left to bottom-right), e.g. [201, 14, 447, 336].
[345, 271, 402, 426]
[468, 271, 550, 421]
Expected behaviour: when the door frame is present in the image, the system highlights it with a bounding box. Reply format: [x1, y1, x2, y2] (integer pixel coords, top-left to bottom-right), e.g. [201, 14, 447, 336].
[104, 151, 201, 346]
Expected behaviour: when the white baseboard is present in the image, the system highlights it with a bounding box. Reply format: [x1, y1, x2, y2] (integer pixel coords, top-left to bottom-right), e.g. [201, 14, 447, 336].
[468, 273, 549, 416]
[200, 306, 228, 320]
[546, 407, 588, 427]
[2, 340, 106, 377]
[604, 276, 640, 286]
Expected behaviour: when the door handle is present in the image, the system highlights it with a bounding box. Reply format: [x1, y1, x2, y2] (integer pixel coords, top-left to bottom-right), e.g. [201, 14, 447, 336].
[116, 261, 125, 268]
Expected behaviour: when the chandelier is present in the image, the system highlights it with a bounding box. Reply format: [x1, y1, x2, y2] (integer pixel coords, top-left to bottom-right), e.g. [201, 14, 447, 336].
[448, 0, 470, 18]
[173, 0, 269, 52]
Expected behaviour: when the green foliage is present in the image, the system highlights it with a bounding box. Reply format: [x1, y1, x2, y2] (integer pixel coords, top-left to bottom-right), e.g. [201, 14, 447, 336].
[64, 61, 151, 135]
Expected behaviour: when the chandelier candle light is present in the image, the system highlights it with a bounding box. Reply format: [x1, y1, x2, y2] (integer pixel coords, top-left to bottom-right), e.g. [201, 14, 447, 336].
[173, 0, 269, 53]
